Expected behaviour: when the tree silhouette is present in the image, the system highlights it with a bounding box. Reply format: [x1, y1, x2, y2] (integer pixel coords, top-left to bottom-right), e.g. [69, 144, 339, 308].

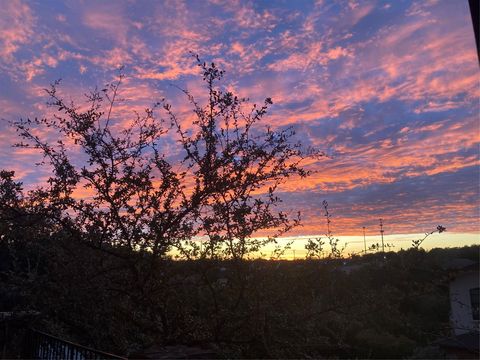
[411, 225, 447, 249]
[7, 56, 325, 350]
[13, 56, 322, 261]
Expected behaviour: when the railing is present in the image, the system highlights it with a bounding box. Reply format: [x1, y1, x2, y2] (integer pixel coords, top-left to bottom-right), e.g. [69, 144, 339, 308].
[23, 329, 127, 360]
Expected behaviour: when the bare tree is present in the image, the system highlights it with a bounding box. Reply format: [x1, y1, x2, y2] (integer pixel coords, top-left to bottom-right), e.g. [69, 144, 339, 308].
[13, 56, 321, 262]
[9, 56, 325, 344]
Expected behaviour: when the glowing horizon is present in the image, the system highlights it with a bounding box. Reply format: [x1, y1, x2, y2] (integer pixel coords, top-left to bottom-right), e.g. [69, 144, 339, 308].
[0, 0, 478, 241]
[185, 232, 479, 259]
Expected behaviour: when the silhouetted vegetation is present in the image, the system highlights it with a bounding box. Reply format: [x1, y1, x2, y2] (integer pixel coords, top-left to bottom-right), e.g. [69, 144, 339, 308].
[0, 58, 477, 359]
[1, 205, 478, 358]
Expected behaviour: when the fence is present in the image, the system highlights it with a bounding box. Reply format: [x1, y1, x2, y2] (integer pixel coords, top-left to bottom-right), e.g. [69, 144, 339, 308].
[23, 329, 126, 360]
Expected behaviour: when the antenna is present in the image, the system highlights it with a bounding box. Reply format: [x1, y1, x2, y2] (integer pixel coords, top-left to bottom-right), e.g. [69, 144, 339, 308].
[363, 226, 367, 254]
[379, 219, 385, 253]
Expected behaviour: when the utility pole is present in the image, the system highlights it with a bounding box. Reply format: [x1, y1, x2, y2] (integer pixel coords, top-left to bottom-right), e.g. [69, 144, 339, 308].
[379, 219, 385, 253]
[293, 249, 296, 260]
[363, 226, 367, 254]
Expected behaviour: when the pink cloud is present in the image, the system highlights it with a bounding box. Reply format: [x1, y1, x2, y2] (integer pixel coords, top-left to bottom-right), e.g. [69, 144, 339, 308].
[0, 0, 35, 59]
[82, 4, 129, 45]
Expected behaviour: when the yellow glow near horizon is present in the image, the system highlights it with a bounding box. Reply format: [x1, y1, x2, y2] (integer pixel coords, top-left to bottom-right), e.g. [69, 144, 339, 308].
[181, 232, 480, 260]
[266, 232, 480, 259]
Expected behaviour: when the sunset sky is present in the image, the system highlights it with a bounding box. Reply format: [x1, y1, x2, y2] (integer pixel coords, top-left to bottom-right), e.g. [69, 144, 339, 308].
[0, 0, 478, 251]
